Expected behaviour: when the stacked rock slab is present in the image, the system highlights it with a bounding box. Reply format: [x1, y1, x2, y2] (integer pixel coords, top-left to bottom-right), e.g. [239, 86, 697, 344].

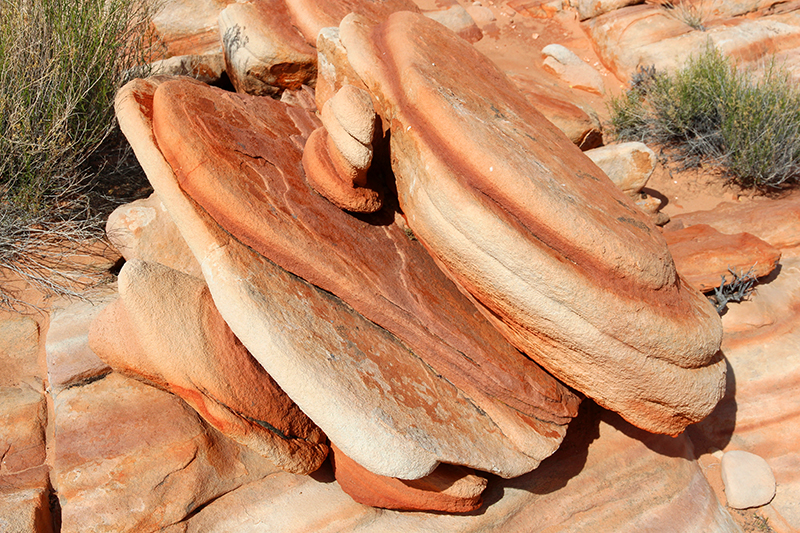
[115, 76, 579, 480]
[339, 11, 726, 435]
[89, 259, 329, 475]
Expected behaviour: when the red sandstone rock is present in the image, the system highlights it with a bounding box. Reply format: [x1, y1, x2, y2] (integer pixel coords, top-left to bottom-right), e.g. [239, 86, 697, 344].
[670, 192, 800, 253]
[52, 372, 280, 533]
[146, 77, 579, 472]
[340, 11, 726, 435]
[303, 127, 383, 212]
[663, 224, 781, 292]
[330, 443, 487, 513]
[0, 317, 40, 389]
[116, 77, 576, 480]
[219, 0, 317, 95]
[283, 0, 419, 45]
[423, 3, 483, 43]
[88, 259, 328, 475]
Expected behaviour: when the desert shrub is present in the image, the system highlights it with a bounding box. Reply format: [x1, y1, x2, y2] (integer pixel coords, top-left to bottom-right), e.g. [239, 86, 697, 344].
[609, 47, 800, 189]
[0, 0, 155, 308]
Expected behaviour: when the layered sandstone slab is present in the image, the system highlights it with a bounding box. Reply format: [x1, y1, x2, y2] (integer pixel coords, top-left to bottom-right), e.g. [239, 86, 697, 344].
[339, 11, 725, 435]
[161, 403, 740, 532]
[115, 77, 575, 480]
[663, 224, 781, 292]
[330, 443, 487, 513]
[283, 0, 418, 45]
[148, 77, 579, 469]
[89, 259, 328, 475]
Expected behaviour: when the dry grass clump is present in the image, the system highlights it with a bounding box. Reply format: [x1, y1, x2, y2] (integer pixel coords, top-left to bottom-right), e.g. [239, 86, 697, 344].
[0, 0, 155, 309]
[610, 47, 800, 189]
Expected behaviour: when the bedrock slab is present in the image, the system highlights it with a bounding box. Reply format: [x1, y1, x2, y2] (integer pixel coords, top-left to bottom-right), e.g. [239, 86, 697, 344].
[52, 372, 279, 533]
[161, 402, 740, 533]
[339, 11, 726, 435]
[689, 256, 800, 529]
[88, 259, 328, 475]
[116, 77, 574, 480]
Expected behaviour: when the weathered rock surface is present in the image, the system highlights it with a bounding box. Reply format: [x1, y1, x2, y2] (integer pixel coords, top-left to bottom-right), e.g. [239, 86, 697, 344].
[0, 385, 47, 484]
[585, 141, 656, 197]
[161, 403, 741, 532]
[147, 77, 580, 470]
[284, 0, 419, 45]
[219, 0, 317, 95]
[52, 372, 279, 533]
[150, 0, 234, 58]
[149, 53, 226, 84]
[315, 27, 369, 112]
[107, 192, 202, 278]
[671, 192, 800, 253]
[88, 259, 328, 475]
[330, 443, 487, 513]
[116, 76, 578, 480]
[721, 450, 776, 509]
[340, 10, 725, 435]
[303, 126, 384, 212]
[570, 0, 643, 21]
[0, 314, 51, 533]
[586, 5, 800, 82]
[0, 316, 40, 388]
[45, 292, 114, 392]
[689, 256, 800, 529]
[541, 43, 605, 94]
[663, 224, 781, 292]
[509, 73, 604, 149]
[423, 4, 483, 43]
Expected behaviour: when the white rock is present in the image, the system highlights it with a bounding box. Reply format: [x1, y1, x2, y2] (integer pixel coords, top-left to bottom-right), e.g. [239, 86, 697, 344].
[585, 142, 656, 197]
[721, 450, 776, 509]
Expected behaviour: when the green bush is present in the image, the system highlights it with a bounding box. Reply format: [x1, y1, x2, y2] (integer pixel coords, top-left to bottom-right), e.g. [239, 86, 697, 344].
[609, 47, 800, 189]
[1, 0, 154, 308]
[0, 0, 153, 211]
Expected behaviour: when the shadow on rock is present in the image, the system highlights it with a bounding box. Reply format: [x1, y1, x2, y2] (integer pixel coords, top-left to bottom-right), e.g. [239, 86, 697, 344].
[687, 354, 737, 454]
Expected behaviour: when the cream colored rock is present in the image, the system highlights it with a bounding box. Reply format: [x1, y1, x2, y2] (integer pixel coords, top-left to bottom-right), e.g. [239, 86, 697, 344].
[585, 141, 657, 197]
[45, 292, 114, 392]
[541, 44, 605, 94]
[218, 0, 317, 95]
[721, 450, 776, 509]
[107, 193, 202, 278]
[423, 4, 483, 43]
[315, 27, 370, 112]
[569, 0, 643, 20]
[321, 94, 373, 172]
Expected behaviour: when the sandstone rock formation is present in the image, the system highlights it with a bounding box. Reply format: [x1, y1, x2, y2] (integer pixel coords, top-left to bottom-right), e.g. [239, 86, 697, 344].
[88, 259, 329, 475]
[330, 443, 488, 513]
[115, 76, 579, 480]
[218, 0, 317, 95]
[663, 224, 781, 292]
[52, 372, 280, 532]
[339, 10, 725, 435]
[720, 450, 776, 509]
